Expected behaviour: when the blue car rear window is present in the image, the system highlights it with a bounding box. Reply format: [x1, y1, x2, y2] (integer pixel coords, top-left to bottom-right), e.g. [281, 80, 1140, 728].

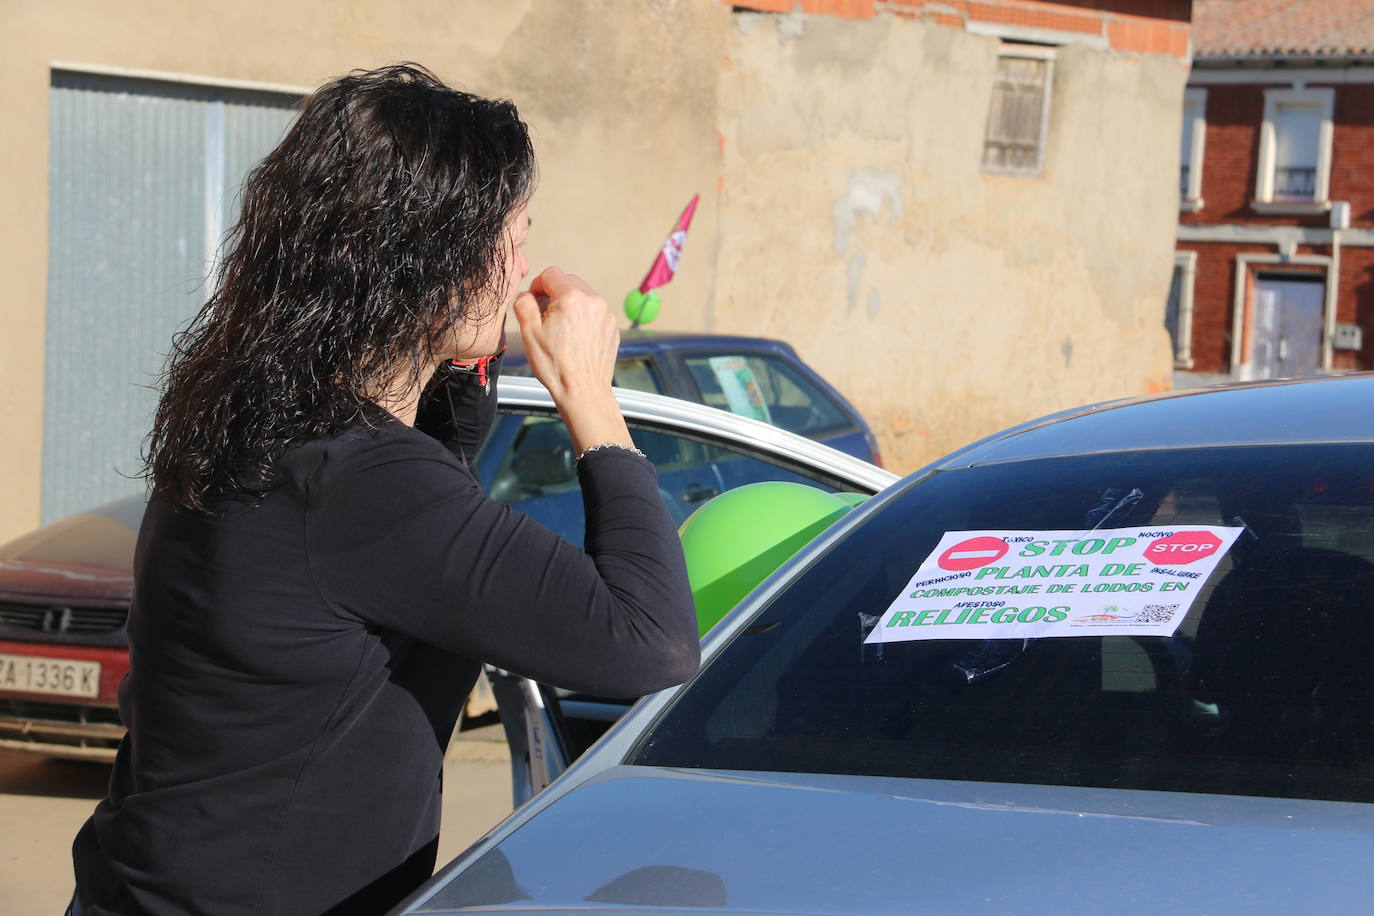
[630, 444, 1374, 804]
[682, 354, 851, 437]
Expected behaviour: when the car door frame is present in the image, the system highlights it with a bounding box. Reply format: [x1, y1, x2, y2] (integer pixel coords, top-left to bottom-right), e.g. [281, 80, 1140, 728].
[490, 377, 891, 494]
[482, 377, 896, 805]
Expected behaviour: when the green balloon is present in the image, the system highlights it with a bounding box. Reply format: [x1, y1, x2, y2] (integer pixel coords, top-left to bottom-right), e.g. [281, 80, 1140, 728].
[640, 291, 661, 324]
[625, 289, 661, 325]
[678, 482, 856, 635]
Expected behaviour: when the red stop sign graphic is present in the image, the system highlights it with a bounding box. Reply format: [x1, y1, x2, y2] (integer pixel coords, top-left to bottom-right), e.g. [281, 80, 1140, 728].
[1144, 530, 1224, 565]
[938, 536, 1010, 571]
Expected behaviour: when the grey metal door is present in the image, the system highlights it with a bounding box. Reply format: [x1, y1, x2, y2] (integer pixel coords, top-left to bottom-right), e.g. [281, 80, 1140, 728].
[1250, 275, 1324, 380]
[43, 72, 298, 522]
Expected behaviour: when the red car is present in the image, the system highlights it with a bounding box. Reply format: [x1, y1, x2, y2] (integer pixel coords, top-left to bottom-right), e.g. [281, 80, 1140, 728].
[0, 499, 137, 759]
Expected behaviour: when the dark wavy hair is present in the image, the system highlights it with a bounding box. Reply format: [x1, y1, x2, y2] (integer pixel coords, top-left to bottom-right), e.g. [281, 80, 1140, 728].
[145, 63, 535, 511]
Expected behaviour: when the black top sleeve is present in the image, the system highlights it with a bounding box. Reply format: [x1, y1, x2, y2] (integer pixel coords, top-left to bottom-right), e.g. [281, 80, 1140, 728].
[307, 374, 699, 698]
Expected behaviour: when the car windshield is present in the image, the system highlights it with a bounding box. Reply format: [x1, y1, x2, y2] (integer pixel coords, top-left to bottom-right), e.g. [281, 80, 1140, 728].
[630, 444, 1374, 804]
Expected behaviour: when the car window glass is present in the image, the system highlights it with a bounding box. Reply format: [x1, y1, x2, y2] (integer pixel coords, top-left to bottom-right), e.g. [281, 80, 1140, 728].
[612, 357, 664, 395]
[484, 414, 850, 545]
[682, 354, 849, 437]
[630, 444, 1374, 805]
[487, 417, 579, 504]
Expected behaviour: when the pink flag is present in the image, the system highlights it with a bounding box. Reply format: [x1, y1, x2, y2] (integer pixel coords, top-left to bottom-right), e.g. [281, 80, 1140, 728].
[638, 194, 700, 294]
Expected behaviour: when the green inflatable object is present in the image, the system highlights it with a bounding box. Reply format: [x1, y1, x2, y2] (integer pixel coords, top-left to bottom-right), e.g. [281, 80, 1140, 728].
[678, 482, 865, 636]
[624, 289, 661, 326]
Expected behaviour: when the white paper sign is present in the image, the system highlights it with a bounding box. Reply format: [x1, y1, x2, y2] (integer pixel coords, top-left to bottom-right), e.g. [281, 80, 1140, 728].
[708, 356, 772, 424]
[864, 526, 1244, 644]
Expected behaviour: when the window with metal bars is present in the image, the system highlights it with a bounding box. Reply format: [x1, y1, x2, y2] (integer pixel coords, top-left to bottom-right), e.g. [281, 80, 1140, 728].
[982, 53, 1052, 176]
[1254, 88, 1333, 209]
[1273, 103, 1321, 200]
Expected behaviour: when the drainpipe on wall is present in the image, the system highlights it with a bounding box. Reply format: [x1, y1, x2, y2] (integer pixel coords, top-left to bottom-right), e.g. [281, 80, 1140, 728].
[1326, 201, 1350, 372]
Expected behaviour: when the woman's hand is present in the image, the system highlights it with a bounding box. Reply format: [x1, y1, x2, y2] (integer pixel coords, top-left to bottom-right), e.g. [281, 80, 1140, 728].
[512, 268, 618, 401]
[513, 268, 634, 455]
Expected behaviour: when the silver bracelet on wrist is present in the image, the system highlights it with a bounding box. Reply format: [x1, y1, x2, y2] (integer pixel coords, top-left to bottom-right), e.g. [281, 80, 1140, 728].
[576, 441, 648, 463]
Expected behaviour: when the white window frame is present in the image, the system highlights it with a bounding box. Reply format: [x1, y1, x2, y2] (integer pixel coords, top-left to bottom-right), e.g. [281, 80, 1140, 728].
[1180, 88, 1207, 212]
[1252, 87, 1335, 215]
[1168, 251, 1197, 369]
[50, 60, 312, 96]
[982, 44, 1055, 178]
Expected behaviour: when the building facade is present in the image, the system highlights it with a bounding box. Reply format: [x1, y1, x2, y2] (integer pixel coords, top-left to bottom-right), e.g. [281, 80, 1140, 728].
[1173, 0, 1374, 386]
[1, 0, 1192, 541]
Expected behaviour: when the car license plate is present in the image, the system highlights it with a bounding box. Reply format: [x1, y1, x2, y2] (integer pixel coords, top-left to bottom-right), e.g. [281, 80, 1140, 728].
[0, 653, 100, 699]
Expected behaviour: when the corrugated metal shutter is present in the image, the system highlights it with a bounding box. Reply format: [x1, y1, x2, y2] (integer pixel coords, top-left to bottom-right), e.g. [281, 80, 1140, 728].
[43, 72, 298, 522]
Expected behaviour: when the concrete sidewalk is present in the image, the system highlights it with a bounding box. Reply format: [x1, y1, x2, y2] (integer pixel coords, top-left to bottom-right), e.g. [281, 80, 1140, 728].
[0, 723, 515, 914]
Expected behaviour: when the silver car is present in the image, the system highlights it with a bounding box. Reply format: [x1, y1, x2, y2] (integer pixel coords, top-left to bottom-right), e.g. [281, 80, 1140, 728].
[399, 374, 1374, 915]
[474, 377, 894, 797]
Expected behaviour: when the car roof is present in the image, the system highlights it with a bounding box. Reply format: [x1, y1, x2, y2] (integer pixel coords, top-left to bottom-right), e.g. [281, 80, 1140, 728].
[933, 374, 1374, 471]
[501, 329, 795, 366]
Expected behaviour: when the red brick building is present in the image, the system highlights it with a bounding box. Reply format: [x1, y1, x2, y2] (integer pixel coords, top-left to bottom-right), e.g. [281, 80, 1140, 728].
[1175, 0, 1374, 384]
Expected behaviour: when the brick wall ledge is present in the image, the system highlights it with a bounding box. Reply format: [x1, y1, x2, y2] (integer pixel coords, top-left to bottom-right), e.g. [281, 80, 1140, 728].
[728, 0, 1192, 59]
[1178, 224, 1374, 246]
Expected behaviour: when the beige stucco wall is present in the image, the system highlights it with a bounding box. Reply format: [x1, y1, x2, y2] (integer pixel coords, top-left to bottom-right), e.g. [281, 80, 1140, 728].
[0, 1, 1185, 542]
[0, 0, 727, 540]
[715, 12, 1182, 471]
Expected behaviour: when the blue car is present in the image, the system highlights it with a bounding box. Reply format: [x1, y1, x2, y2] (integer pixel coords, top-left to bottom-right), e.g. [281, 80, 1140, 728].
[399, 374, 1374, 915]
[473, 368, 882, 560]
[501, 330, 881, 465]
[485, 331, 883, 549]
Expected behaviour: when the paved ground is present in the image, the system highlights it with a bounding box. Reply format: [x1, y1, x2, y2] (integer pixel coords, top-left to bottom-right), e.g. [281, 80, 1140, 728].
[0, 721, 514, 913]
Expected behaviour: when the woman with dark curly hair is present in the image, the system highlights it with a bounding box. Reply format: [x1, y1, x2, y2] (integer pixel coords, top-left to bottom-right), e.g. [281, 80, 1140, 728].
[69, 64, 697, 916]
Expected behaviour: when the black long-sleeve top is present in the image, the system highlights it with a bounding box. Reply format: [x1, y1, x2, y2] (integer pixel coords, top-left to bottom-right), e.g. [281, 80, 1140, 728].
[71, 363, 698, 915]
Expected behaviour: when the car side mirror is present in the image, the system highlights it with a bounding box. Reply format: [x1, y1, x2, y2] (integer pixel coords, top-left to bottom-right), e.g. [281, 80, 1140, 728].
[511, 446, 574, 487]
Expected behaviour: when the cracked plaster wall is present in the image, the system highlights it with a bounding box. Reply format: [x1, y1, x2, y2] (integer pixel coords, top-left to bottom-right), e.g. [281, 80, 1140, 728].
[714, 11, 1181, 472]
[2, 0, 1185, 537]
